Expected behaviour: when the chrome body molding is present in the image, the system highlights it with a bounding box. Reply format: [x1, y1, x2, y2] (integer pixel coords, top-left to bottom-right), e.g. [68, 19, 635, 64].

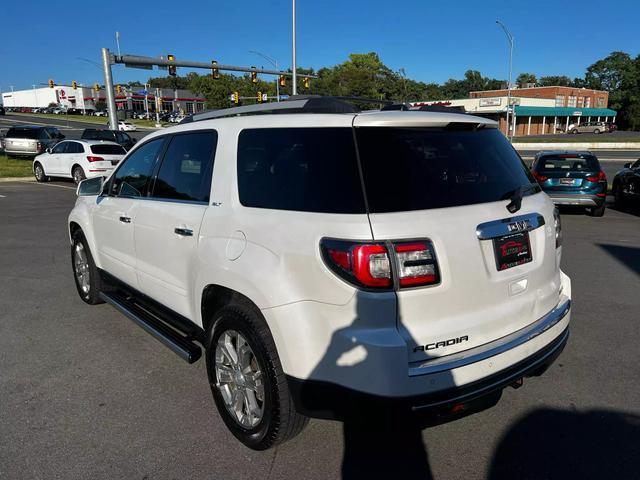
[476, 212, 546, 240]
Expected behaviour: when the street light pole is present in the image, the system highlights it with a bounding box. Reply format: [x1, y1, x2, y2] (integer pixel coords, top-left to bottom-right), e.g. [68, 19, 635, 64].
[292, 0, 297, 96]
[101, 47, 118, 130]
[496, 20, 514, 141]
[249, 50, 280, 101]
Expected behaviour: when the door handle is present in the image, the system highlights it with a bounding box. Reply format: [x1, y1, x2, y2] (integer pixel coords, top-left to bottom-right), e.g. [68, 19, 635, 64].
[119, 216, 131, 223]
[174, 227, 193, 237]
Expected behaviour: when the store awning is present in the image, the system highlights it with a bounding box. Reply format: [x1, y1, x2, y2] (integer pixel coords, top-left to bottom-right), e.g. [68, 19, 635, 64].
[514, 106, 617, 117]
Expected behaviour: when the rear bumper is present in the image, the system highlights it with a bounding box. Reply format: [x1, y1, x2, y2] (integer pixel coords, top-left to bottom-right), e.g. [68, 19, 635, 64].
[546, 192, 604, 207]
[4, 148, 39, 157]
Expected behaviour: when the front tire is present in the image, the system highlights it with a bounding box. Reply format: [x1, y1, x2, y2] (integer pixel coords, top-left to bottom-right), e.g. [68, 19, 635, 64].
[34, 162, 50, 182]
[71, 230, 103, 304]
[72, 166, 86, 185]
[205, 304, 308, 450]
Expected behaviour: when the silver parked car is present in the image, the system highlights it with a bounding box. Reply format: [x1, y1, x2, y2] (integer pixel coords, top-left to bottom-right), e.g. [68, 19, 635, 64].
[569, 121, 609, 134]
[2, 125, 64, 158]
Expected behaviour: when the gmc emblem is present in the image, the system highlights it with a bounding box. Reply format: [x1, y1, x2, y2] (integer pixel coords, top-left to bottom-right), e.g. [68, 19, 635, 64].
[507, 219, 531, 233]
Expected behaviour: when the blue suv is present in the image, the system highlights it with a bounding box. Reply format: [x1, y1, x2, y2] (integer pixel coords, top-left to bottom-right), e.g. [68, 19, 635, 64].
[531, 151, 607, 217]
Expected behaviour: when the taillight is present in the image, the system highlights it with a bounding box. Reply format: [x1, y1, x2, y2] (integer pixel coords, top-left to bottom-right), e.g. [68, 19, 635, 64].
[321, 239, 439, 290]
[36, 142, 43, 152]
[586, 171, 607, 183]
[394, 242, 439, 287]
[86, 156, 104, 162]
[532, 171, 548, 183]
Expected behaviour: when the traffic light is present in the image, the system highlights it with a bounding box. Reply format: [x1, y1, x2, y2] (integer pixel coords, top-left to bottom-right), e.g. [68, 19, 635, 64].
[167, 54, 176, 76]
[94, 83, 101, 92]
[231, 92, 239, 104]
[72, 80, 77, 90]
[115, 85, 122, 94]
[48, 79, 54, 88]
[279, 75, 286, 87]
[303, 77, 310, 89]
[250, 68, 257, 84]
[256, 91, 263, 103]
[211, 60, 220, 79]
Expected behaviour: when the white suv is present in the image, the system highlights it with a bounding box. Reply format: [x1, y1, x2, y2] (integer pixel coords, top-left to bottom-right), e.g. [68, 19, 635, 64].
[68, 98, 571, 450]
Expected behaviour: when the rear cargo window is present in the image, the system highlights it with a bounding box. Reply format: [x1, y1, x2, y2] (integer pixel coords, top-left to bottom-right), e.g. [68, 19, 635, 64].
[82, 130, 115, 141]
[6, 128, 39, 139]
[237, 128, 366, 213]
[535, 154, 599, 172]
[91, 144, 126, 155]
[355, 127, 536, 213]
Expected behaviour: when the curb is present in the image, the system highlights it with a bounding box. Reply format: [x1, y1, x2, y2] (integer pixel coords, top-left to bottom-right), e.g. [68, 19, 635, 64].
[0, 176, 35, 183]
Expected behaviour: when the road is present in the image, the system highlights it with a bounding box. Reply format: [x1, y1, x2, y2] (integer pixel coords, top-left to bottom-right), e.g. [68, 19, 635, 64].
[0, 180, 638, 480]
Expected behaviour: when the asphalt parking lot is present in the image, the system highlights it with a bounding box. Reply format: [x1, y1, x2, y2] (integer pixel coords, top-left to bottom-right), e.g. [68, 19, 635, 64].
[1, 181, 639, 480]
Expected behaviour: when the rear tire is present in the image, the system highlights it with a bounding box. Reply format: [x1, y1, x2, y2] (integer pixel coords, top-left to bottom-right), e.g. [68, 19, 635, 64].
[589, 203, 606, 217]
[71, 230, 104, 305]
[570, 129, 578, 134]
[34, 162, 50, 182]
[205, 303, 308, 450]
[72, 165, 86, 185]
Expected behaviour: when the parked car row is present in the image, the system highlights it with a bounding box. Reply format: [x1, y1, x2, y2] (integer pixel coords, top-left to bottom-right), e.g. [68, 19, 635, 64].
[567, 121, 616, 134]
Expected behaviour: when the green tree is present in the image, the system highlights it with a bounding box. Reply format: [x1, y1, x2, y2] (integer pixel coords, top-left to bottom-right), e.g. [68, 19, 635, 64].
[516, 73, 537, 86]
[538, 75, 572, 87]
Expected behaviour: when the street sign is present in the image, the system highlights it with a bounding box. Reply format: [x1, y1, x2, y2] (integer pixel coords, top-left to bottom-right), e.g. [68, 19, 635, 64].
[279, 95, 289, 100]
[137, 90, 149, 95]
[262, 93, 268, 102]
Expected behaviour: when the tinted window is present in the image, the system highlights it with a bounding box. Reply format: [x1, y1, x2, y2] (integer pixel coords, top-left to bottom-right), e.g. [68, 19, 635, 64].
[38, 129, 51, 140]
[67, 142, 85, 154]
[52, 142, 68, 154]
[355, 127, 536, 213]
[111, 138, 165, 197]
[6, 128, 39, 139]
[82, 129, 116, 141]
[152, 132, 216, 202]
[535, 154, 600, 172]
[91, 144, 126, 155]
[237, 128, 365, 213]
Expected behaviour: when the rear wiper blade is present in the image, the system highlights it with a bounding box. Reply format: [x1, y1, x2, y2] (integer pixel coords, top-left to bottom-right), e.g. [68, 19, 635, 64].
[501, 184, 537, 213]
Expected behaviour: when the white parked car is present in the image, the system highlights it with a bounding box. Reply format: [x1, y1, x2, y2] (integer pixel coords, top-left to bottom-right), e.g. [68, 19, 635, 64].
[68, 98, 571, 450]
[106, 120, 137, 131]
[33, 139, 127, 184]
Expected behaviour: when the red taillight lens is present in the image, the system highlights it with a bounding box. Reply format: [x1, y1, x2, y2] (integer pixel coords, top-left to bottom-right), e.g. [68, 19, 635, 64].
[532, 171, 548, 183]
[86, 156, 104, 162]
[394, 242, 440, 287]
[36, 142, 43, 152]
[321, 239, 439, 290]
[586, 171, 607, 183]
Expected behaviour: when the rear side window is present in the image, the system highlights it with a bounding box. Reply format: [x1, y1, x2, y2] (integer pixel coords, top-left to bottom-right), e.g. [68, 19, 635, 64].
[91, 144, 126, 155]
[237, 128, 365, 213]
[152, 131, 217, 202]
[6, 128, 38, 139]
[355, 127, 536, 213]
[67, 142, 85, 154]
[535, 154, 600, 172]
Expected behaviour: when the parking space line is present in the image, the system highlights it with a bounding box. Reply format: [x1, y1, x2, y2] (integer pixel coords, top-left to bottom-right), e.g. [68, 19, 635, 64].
[18, 181, 76, 190]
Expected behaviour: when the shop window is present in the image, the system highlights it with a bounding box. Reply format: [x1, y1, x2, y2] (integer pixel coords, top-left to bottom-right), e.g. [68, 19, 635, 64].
[584, 97, 591, 108]
[596, 97, 605, 107]
[555, 95, 565, 107]
[567, 96, 577, 108]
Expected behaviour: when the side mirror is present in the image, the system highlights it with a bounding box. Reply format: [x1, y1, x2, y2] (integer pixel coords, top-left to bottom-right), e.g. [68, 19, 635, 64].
[45, 148, 52, 154]
[77, 176, 104, 196]
[624, 162, 632, 168]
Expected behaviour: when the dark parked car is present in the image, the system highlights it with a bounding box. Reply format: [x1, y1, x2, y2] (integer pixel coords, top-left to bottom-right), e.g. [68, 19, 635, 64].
[0, 106, 5, 115]
[612, 158, 640, 208]
[1, 126, 64, 158]
[531, 151, 607, 217]
[80, 128, 136, 151]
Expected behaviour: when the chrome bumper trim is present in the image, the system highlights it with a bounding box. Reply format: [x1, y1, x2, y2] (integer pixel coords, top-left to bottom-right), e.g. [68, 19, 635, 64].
[409, 296, 571, 377]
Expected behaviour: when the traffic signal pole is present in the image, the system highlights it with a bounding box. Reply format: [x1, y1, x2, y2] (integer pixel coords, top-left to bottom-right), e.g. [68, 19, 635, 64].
[101, 48, 118, 130]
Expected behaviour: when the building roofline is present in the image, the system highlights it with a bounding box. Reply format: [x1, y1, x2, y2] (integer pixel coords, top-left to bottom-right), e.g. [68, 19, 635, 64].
[469, 86, 607, 94]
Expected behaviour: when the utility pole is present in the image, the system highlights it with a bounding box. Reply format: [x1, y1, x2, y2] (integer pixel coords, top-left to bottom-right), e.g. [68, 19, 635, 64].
[101, 47, 118, 130]
[496, 20, 514, 141]
[115, 31, 121, 57]
[292, 0, 297, 95]
[145, 83, 150, 119]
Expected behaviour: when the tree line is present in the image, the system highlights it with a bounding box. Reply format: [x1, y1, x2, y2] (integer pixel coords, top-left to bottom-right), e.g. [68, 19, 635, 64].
[132, 50, 639, 129]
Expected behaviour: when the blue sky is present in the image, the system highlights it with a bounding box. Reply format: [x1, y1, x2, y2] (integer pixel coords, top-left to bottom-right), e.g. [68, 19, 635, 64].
[1, 0, 638, 91]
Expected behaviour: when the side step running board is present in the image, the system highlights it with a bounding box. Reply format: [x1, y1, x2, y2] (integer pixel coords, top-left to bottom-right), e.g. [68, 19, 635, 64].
[99, 292, 202, 364]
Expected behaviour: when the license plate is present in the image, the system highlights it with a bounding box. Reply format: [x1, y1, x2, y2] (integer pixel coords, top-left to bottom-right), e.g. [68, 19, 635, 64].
[559, 178, 576, 185]
[493, 232, 532, 271]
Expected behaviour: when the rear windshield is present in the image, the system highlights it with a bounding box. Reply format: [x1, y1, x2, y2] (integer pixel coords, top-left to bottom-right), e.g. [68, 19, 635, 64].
[82, 130, 115, 140]
[535, 154, 600, 172]
[356, 127, 536, 213]
[6, 128, 38, 139]
[91, 144, 126, 155]
[237, 128, 365, 213]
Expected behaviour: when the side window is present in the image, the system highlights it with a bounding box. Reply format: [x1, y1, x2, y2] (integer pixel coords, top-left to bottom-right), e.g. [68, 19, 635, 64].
[632, 159, 640, 169]
[38, 129, 51, 140]
[68, 142, 85, 154]
[51, 142, 68, 154]
[115, 132, 125, 143]
[151, 131, 217, 202]
[111, 138, 165, 198]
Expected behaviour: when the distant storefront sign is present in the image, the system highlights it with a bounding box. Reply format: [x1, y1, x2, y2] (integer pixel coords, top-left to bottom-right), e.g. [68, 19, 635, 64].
[479, 97, 502, 107]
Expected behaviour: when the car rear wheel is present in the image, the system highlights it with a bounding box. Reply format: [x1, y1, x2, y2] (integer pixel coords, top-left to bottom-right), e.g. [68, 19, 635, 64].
[594, 129, 601, 134]
[570, 129, 578, 134]
[205, 303, 308, 450]
[34, 162, 49, 182]
[588, 203, 606, 217]
[72, 166, 86, 185]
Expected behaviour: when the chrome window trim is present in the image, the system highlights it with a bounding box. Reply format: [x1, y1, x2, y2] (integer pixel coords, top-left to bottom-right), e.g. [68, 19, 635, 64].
[476, 212, 545, 240]
[409, 296, 570, 377]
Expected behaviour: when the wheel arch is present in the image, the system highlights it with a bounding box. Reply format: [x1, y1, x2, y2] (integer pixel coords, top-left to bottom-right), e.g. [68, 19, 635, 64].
[201, 284, 264, 335]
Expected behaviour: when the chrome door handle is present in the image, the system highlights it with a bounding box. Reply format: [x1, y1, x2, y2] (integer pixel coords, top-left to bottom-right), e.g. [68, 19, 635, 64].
[119, 216, 131, 223]
[174, 227, 193, 237]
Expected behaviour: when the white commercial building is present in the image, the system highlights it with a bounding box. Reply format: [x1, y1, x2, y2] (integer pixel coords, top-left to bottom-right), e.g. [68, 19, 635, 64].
[1, 86, 99, 111]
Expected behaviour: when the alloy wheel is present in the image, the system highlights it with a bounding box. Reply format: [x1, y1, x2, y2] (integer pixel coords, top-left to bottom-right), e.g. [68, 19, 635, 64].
[73, 243, 90, 295]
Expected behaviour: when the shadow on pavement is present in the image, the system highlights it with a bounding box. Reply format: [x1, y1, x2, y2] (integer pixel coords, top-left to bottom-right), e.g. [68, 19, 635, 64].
[598, 244, 640, 276]
[488, 408, 640, 480]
